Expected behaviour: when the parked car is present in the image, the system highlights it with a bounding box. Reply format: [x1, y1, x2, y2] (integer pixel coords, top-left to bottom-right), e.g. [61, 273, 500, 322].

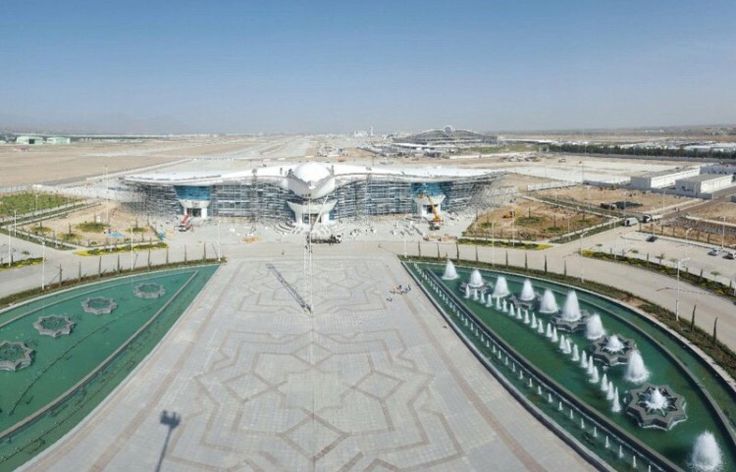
[725, 251, 735, 260]
[646, 235, 658, 242]
[708, 248, 721, 256]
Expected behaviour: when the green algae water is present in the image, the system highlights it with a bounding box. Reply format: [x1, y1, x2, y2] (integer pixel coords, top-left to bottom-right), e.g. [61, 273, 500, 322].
[408, 262, 736, 471]
[0, 265, 218, 471]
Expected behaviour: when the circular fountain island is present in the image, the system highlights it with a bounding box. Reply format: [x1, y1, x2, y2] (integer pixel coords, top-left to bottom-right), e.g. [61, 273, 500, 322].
[459, 269, 487, 301]
[33, 315, 75, 338]
[81, 296, 118, 315]
[133, 282, 166, 299]
[551, 290, 588, 333]
[0, 341, 33, 372]
[510, 278, 537, 309]
[625, 384, 688, 430]
[589, 334, 636, 366]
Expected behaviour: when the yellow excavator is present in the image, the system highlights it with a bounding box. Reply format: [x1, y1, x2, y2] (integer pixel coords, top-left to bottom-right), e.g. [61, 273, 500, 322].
[426, 194, 443, 230]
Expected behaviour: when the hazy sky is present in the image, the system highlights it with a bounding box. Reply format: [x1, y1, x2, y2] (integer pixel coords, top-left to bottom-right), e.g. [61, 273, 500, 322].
[2, 0, 736, 134]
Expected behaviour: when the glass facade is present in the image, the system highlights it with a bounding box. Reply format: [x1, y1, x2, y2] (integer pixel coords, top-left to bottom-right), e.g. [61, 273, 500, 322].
[126, 174, 497, 221]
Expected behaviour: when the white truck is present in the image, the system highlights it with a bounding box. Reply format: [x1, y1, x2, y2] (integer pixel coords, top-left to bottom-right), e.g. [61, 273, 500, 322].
[623, 216, 639, 227]
[642, 214, 662, 223]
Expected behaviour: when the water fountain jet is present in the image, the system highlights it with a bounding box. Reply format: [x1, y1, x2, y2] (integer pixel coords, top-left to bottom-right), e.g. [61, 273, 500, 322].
[590, 366, 600, 384]
[492, 276, 510, 298]
[561, 290, 582, 322]
[538, 289, 559, 314]
[468, 269, 484, 288]
[519, 279, 535, 302]
[442, 259, 459, 280]
[580, 351, 588, 369]
[612, 388, 622, 413]
[606, 381, 615, 401]
[625, 350, 650, 384]
[585, 314, 606, 340]
[691, 431, 723, 472]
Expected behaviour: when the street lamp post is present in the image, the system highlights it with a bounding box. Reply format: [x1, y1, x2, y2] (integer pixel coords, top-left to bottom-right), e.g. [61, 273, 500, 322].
[579, 231, 588, 283]
[721, 216, 726, 249]
[41, 241, 46, 290]
[675, 257, 690, 321]
[491, 221, 495, 266]
[6, 218, 11, 267]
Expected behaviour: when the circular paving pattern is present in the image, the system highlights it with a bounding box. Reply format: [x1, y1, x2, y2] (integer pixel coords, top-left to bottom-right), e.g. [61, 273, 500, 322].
[81, 297, 118, 315]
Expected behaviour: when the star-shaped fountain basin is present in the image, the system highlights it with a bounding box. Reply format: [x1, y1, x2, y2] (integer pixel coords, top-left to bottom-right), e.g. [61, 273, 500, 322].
[33, 315, 75, 338]
[625, 384, 687, 430]
[0, 341, 34, 372]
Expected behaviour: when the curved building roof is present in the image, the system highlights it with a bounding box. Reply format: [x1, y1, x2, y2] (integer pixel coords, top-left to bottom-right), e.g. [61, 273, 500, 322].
[124, 162, 502, 186]
[291, 162, 331, 184]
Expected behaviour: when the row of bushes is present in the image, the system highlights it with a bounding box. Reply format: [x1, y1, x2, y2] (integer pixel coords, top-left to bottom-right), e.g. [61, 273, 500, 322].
[0, 258, 224, 311]
[76, 242, 168, 256]
[0, 257, 43, 272]
[457, 237, 551, 251]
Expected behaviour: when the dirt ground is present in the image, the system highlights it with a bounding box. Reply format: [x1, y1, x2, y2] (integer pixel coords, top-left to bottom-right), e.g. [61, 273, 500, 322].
[643, 220, 736, 248]
[0, 135, 316, 186]
[688, 200, 736, 225]
[497, 173, 556, 191]
[23, 202, 155, 246]
[465, 199, 606, 241]
[536, 186, 694, 212]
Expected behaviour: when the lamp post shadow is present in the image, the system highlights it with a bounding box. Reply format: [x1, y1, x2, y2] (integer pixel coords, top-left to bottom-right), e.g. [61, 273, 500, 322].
[155, 410, 181, 472]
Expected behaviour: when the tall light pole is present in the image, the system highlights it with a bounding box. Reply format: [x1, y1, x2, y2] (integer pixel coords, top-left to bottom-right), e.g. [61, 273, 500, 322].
[675, 257, 690, 321]
[104, 165, 109, 226]
[579, 231, 588, 283]
[41, 241, 46, 290]
[491, 221, 495, 265]
[7, 217, 11, 267]
[721, 216, 726, 249]
[217, 218, 221, 261]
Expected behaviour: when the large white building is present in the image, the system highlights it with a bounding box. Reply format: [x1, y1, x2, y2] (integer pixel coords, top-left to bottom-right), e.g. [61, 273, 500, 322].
[124, 162, 502, 225]
[629, 166, 700, 190]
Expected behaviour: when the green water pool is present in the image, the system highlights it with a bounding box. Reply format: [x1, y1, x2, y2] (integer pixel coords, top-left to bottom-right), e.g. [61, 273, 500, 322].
[409, 261, 736, 471]
[0, 264, 218, 470]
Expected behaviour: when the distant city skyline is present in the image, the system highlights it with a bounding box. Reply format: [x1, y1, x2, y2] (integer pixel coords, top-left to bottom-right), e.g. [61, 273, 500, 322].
[2, 0, 736, 134]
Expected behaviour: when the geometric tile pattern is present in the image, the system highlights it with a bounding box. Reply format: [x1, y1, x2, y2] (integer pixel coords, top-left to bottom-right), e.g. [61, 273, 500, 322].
[23, 256, 592, 472]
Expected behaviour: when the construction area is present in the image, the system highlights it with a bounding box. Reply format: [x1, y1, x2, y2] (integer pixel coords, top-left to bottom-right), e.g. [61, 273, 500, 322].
[535, 185, 696, 214]
[464, 198, 608, 241]
[20, 202, 158, 247]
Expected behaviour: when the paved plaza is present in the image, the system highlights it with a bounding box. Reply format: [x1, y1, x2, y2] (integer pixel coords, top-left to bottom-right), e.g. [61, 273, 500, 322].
[21, 254, 591, 471]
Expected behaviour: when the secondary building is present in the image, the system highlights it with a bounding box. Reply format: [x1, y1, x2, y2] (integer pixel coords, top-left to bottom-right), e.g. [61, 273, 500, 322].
[123, 162, 501, 225]
[674, 174, 734, 198]
[629, 166, 700, 190]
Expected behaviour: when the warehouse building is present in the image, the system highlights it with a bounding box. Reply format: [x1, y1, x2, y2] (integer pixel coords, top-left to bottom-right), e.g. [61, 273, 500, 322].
[629, 166, 700, 190]
[674, 174, 734, 198]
